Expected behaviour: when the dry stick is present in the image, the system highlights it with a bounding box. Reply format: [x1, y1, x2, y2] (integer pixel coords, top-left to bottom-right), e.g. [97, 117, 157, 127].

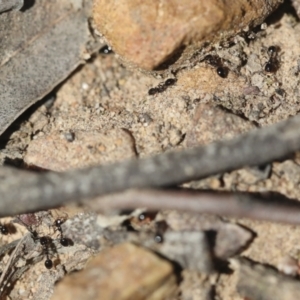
[91, 189, 300, 225]
[0, 234, 28, 295]
[231, 257, 300, 300]
[1, 114, 300, 216]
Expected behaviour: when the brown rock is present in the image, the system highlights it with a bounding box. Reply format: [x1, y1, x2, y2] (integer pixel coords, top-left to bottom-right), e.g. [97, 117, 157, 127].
[51, 243, 177, 300]
[93, 0, 281, 70]
[24, 129, 136, 171]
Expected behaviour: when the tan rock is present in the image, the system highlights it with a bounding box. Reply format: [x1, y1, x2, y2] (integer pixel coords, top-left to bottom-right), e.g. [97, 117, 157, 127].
[93, 0, 281, 70]
[51, 243, 177, 300]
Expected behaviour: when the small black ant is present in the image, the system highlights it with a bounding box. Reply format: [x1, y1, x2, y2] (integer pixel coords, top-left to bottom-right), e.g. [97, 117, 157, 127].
[40, 236, 54, 269]
[53, 217, 73, 247]
[148, 87, 159, 95]
[23, 227, 55, 269]
[203, 55, 219, 67]
[264, 46, 279, 73]
[138, 213, 146, 221]
[154, 220, 168, 244]
[148, 78, 177, 95]
[164, 78, 176, 86]
[0, 223, 9, 235]
[138, 211, 157, 223]
[16, 212, 73, 269]
[99, 45, 113, 54]
[203, 55, 229, 78]
[154, 233, 163, 243]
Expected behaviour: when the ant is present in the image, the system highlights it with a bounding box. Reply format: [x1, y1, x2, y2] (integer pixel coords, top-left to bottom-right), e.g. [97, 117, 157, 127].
[16, 215, 55, 269]
[148, 78, 177, 95]
[154, 220, 168, 243]
[264, 46, 279, 73]
[99, 45, 113, 54]
[154, 232, 163, 243]
[53, 216, 73, 247]
[165, 78, 176, 87]
[40, 236, 54, 269]
[138, 211, 157, 223]
[0, 223, 9, 235]
[148, 86, 162, 96]
[203, 54, 229, 78]
[16, 212, 73, 269]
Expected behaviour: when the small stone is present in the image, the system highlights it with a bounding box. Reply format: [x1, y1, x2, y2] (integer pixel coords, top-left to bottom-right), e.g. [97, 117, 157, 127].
[93, 0, 281, 70]
[51, 243, 177, 300]
[64, 131, 75, 142]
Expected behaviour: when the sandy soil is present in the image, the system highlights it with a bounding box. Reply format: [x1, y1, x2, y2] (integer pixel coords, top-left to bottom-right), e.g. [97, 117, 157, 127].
[1, 2, 300, 299]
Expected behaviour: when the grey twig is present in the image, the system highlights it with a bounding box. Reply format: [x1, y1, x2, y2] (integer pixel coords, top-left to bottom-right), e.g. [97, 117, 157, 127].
[0, 234, 28, 295]
[1, 114, 300, 216]
[88, 189, 300, 225]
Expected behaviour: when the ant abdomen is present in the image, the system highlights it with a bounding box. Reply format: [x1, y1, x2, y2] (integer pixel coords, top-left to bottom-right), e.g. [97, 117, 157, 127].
[44, 259, 53, 269]
[217, 66, 229, 78]
[60, 237, 73, 247]
[203, 54, 229, 78]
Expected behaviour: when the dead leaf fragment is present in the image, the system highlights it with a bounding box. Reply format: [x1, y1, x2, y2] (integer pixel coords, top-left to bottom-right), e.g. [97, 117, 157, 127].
[0, 0, 99, 136]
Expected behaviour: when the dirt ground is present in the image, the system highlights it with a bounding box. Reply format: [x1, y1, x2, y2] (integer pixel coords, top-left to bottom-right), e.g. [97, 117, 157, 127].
[2, 1, 300, 300]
